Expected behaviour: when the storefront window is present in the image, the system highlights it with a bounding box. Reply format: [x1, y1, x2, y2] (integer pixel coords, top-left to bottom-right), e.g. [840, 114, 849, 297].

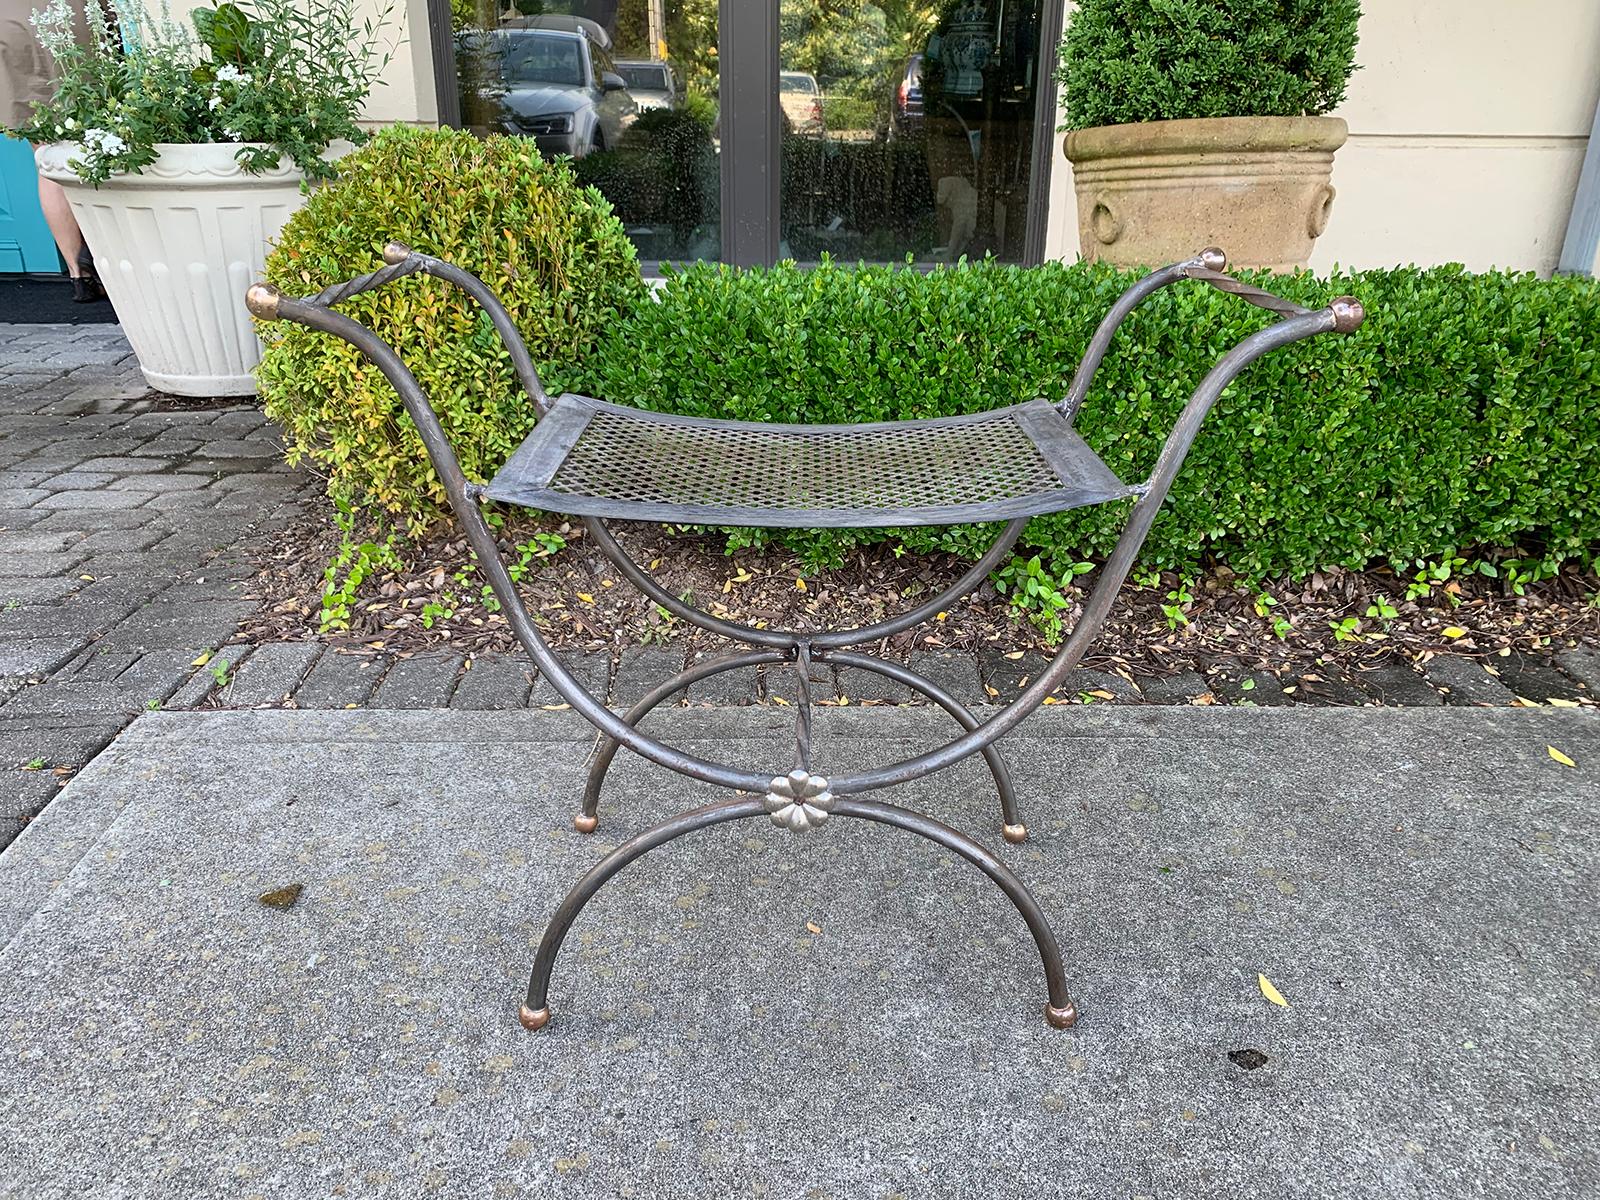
[778, 1, 1047, 263]
[439, 1, 1054, 267]
[452, 1, 721, 263]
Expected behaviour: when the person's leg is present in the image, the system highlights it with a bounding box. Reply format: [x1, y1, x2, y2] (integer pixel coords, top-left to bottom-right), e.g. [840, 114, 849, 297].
[37, 176, 85, 278]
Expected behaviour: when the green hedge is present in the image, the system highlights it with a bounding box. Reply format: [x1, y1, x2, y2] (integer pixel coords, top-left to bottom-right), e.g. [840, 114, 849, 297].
[551, 259, 1600, 576]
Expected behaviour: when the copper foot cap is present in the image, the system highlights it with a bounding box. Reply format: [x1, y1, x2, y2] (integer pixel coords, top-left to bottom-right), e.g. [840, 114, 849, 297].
[1002, 823, 1028, 845]
[519, 1004, 552, 1031]
[573, 813, 599, 834]
[244, 283, 281, 320]
[1045, 1000, 1079, 1029]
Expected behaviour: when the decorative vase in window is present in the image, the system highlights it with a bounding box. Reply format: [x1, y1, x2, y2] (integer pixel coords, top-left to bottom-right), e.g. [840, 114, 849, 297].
[938, 1, 993, 98]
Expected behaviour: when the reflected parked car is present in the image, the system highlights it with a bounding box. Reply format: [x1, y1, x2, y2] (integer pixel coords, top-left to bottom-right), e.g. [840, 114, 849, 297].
[614, 60, 678, 111]
[471, 28, 635, 157]
[779, 71, 825, 136]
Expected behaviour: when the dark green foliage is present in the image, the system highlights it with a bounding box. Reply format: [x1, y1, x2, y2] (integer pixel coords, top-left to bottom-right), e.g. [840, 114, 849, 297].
[571, 94, 719, 242]
[256, 125, 646, 527]
[555, 259, 1600, 578]
[1057, 0, 1362, 131]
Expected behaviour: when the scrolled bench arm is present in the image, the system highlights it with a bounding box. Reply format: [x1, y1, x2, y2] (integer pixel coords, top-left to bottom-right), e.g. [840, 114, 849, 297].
[245, 282, 773, 796]
[1057, 246, 1365, 421]
[246, 240, 553, 416]
[828, 296, 1363, 794]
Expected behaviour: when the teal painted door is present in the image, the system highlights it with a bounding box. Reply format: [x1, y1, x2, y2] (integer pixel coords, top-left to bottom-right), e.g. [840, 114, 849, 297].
[0, 135, 59, 273]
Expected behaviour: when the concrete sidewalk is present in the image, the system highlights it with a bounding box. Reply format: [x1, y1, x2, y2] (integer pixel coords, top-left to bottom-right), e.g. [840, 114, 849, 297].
[0, 706, 1596, 1198]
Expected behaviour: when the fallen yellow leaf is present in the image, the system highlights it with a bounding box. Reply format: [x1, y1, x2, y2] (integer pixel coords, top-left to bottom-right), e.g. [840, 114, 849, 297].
[190, 650, 213, 667]
[576, 593, 595, 604]
[1547, 697, 1580, 708]
[1548, 745, 1576, 768]
[794, 578, 807, 592]
[1258, 973, 1289, 1007]
[1442, 626, 1467, 639]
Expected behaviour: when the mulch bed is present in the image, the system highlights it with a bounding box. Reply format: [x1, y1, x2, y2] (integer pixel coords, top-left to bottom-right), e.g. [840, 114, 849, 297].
[234, 510, 1600, 686]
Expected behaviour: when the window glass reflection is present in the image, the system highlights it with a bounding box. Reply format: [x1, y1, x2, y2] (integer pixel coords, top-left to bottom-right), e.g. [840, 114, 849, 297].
[779, 0, 1045, 263]
[454, 1, 721, 263]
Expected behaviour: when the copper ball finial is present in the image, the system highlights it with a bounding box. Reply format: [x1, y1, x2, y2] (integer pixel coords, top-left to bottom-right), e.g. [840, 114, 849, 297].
[382, 240, 414, 266]
[573, 813, 599, 834]
[1330, 296, 1366, 334]
[1198, 246, 1227, 272]
[1002, 823, 1028, 845]
[244, 283, 281, 320]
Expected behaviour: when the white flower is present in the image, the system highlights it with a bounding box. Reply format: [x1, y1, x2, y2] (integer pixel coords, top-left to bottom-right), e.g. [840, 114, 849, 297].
[78, 127, 127, 156]
[208, 95, 223, 110]
[215, 64, 250, 84]
[63, 117, 77, 130]
[28, 0, 77, 57]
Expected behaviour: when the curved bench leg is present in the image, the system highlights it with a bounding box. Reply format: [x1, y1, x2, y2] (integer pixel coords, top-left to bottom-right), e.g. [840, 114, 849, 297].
[820, 649, 1026, 843]
[520, 795, 1077, 1032]
[576, 649, 790, 833]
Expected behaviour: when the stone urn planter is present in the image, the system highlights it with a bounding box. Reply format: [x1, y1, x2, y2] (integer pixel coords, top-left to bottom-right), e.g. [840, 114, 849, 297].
[35, 141, 344, 396]
[1063, 116, 1348, 272]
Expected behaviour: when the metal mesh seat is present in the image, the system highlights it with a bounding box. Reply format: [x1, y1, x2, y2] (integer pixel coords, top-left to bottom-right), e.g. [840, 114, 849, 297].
[482, 394, 1134, 528]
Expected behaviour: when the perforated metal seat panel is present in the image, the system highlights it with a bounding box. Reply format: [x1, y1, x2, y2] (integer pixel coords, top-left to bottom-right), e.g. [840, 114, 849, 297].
[482, 394, 1134, 528]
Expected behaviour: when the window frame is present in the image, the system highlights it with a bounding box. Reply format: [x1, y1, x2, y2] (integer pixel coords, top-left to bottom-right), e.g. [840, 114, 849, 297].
[424, 0, 1064, 274]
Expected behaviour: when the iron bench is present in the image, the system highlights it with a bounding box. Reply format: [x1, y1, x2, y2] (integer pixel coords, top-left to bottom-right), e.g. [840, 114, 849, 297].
[246, 245, 1363, 1033]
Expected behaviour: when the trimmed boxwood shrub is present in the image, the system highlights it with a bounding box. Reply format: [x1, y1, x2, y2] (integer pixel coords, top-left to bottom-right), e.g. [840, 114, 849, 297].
[1057, 0, 1363, 131]
[256, 124, 646, 526]
[259, 147, 1599, 579]
[555, 259, 1600, 578]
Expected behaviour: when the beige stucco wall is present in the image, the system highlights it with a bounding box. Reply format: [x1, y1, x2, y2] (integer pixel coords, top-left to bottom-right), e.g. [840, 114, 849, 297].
[1046, 0, 1600, 275]
[160, 0, 437, 125]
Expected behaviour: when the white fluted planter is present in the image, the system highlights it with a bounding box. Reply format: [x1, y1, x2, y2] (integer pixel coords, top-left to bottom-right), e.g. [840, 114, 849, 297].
[35, 141, 346, 396]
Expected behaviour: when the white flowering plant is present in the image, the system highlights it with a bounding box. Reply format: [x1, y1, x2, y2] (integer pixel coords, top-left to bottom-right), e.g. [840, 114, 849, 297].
[8, 0, 395, 185]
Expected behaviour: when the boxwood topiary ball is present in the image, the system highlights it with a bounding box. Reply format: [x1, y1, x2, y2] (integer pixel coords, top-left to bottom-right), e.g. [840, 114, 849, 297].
[256, 123, 646, 530]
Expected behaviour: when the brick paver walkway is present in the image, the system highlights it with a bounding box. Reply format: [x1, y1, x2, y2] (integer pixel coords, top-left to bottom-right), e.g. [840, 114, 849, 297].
[0, 326, 311, 847]
[3, 325, 1597, 850]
